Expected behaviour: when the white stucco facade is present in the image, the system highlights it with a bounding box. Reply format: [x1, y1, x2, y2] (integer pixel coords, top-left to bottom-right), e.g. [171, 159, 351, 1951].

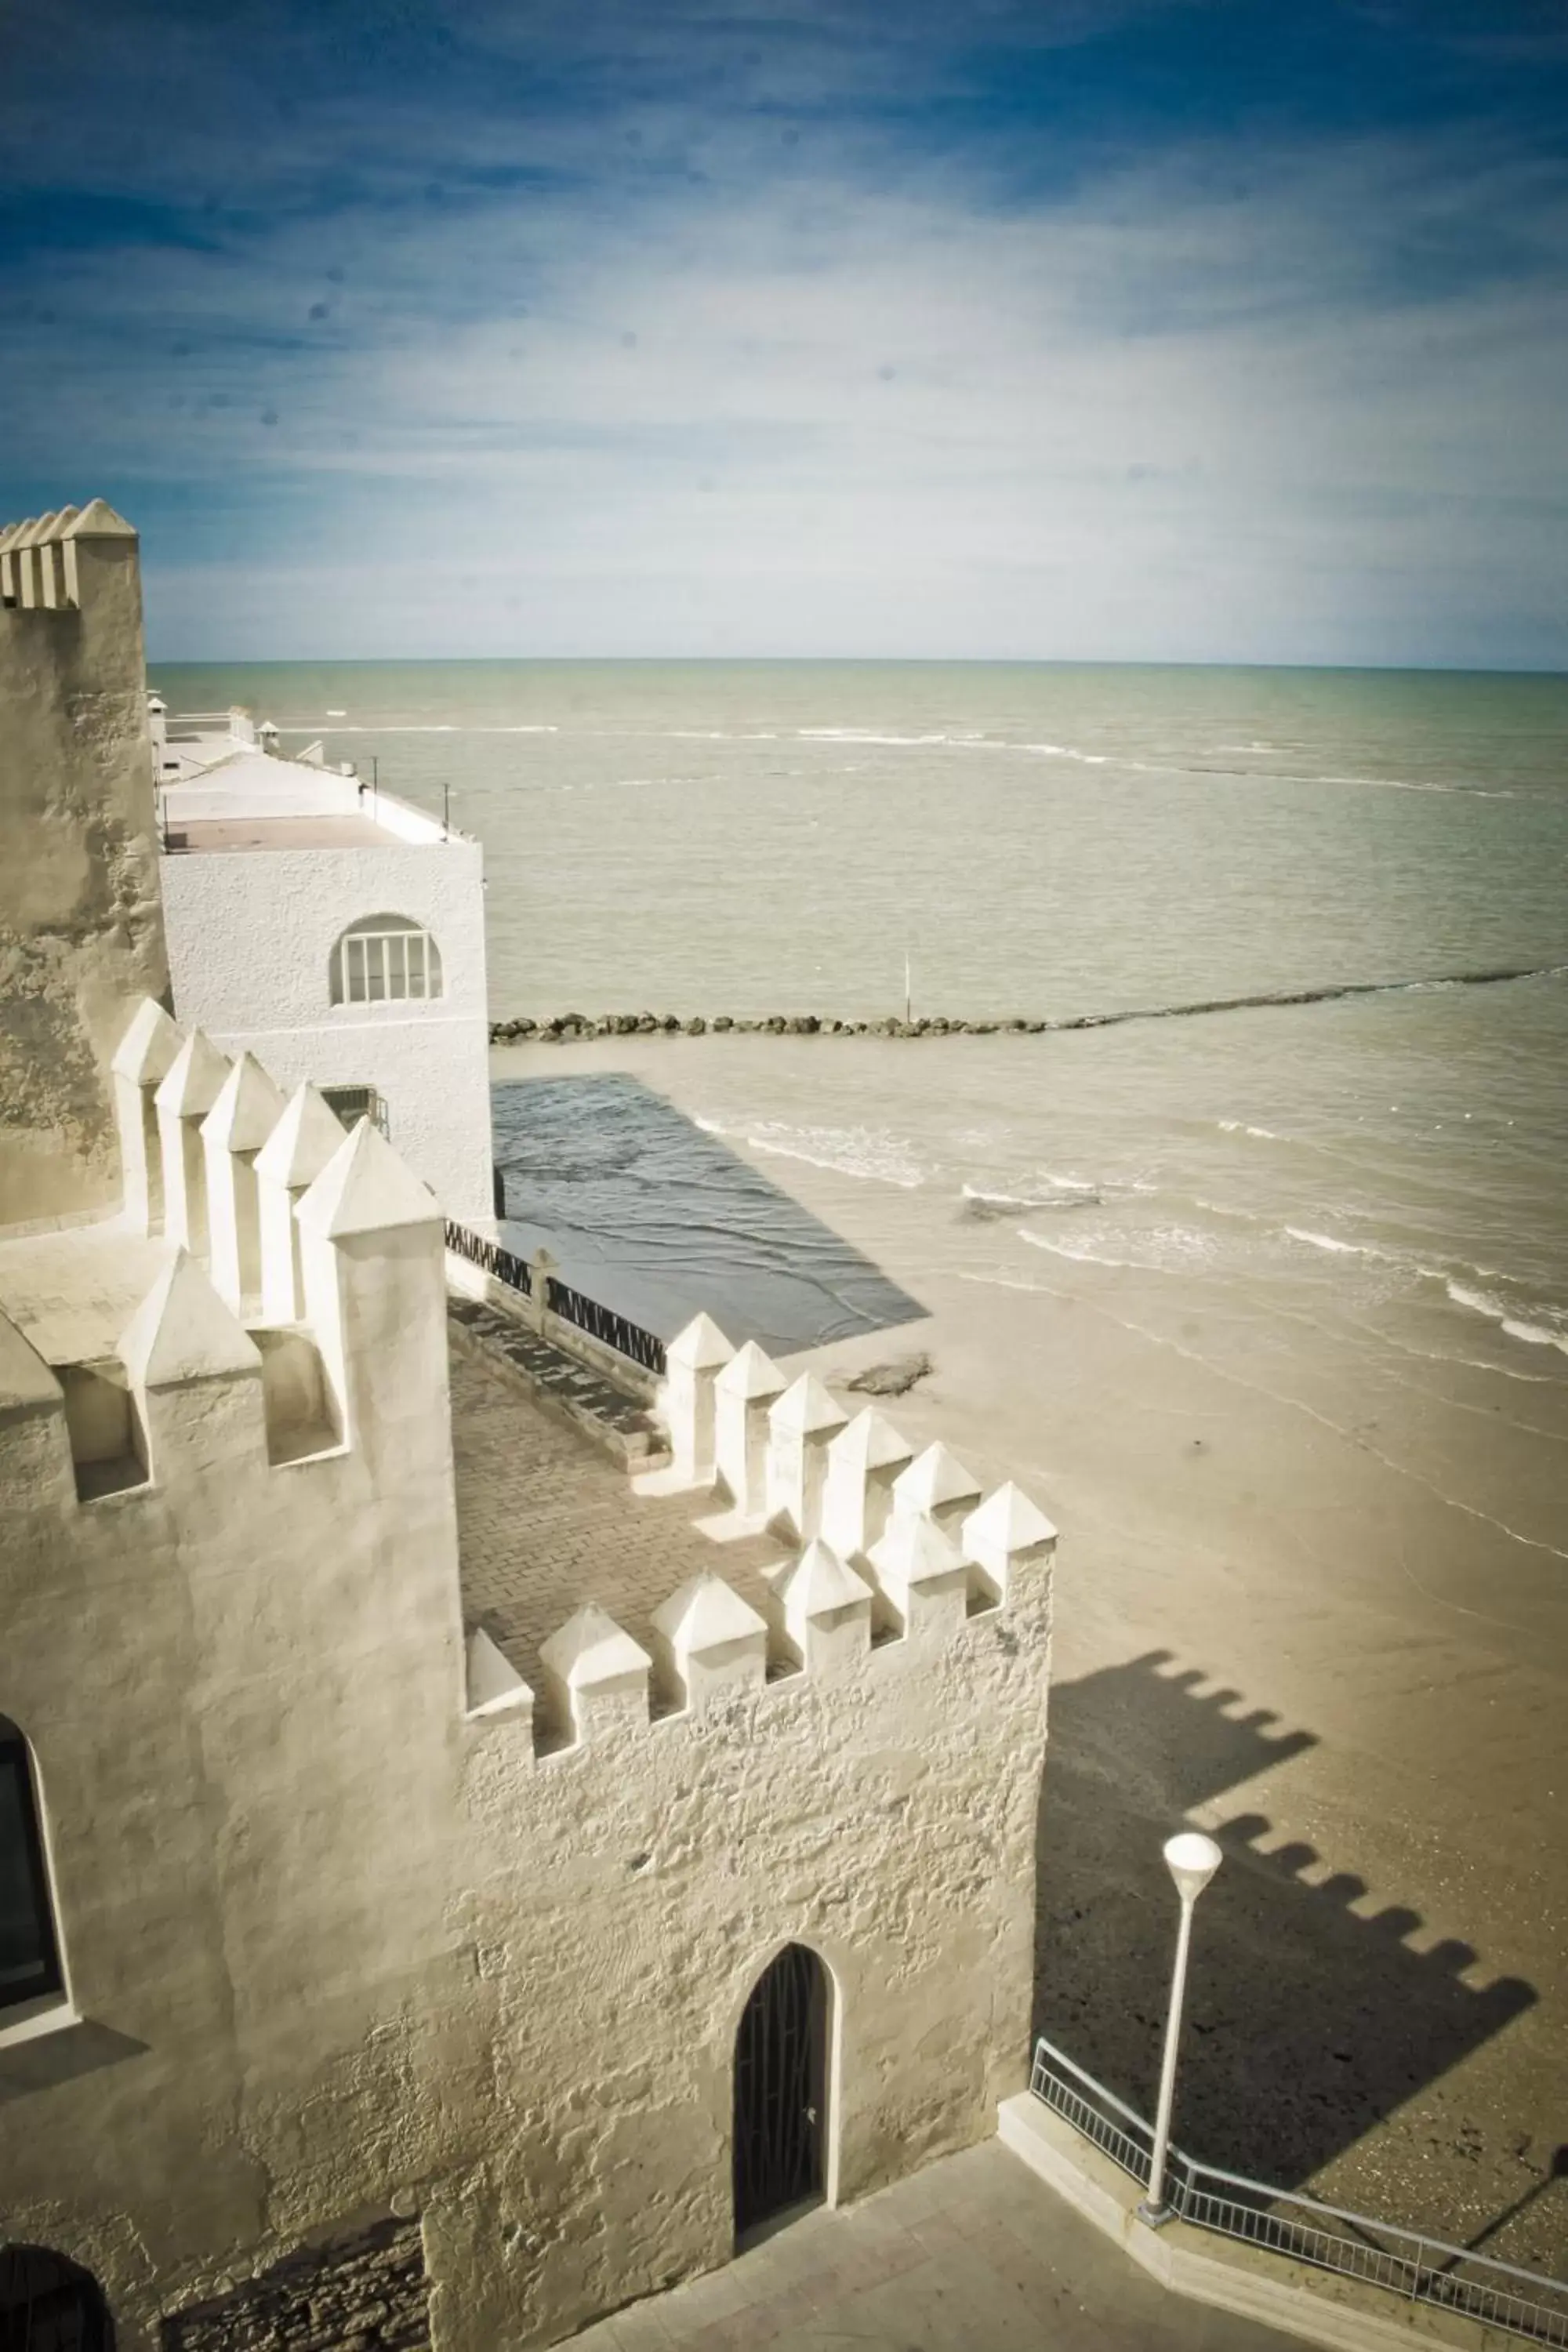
[158, 743, 495, 1231]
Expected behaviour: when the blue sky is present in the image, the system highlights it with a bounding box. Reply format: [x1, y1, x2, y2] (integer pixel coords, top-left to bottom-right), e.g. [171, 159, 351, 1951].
[2, 0, 1566, 663]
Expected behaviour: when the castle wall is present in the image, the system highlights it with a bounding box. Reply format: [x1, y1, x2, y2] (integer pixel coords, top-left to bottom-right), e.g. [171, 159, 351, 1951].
[160, 840, 494, 1227]
[0, 507, 168, 1228]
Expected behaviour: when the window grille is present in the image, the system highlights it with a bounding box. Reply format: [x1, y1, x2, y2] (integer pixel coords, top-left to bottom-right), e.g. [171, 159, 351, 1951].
[0, 1719, 64, 2014]
[330, 916, 443, 1007]
[320, 1085, 389, 1138]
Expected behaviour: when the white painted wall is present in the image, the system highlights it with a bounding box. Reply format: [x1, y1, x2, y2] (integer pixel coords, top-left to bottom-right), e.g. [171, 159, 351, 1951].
[160, 837, 494, 1229]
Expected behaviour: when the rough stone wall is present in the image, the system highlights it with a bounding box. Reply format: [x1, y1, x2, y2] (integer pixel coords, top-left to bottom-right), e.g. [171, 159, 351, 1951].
[0, 517, 167, 1227]
[162, 2220, 430, 2352]
[1, 1154, 1051, 2352]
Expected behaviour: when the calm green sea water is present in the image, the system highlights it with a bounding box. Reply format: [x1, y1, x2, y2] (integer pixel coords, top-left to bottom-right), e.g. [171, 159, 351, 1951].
[152, 656, 1568, 1375]
[152, 660, 1568, 1022]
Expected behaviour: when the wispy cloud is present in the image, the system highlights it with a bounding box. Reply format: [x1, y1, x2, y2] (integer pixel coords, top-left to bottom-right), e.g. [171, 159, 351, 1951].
[2, 0, 1565, 662]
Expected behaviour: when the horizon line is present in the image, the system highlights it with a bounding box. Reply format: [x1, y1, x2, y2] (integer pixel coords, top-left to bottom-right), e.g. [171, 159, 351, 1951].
[145, 654, 1568, 680]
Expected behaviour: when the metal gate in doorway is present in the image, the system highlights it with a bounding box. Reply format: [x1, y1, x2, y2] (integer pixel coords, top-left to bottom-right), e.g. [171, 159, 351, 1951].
[1, 2249, 114, 2352]
[732, 1943, 829, 2241]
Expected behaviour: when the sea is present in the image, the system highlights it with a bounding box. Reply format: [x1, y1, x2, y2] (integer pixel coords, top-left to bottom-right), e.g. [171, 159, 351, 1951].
[151, 658, 1568, 1356]
[151, 658, 1568, 2249]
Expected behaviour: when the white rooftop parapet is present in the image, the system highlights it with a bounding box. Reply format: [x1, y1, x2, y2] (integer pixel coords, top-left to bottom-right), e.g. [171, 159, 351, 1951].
[821, 1406, 915, 1563]
[201, 1053, 287, 1311]
[766, 1374, 848, 1541]
[1, 499, 137, 612]
[254, 1084, 347, 1323]
[539, 1605, 652, 1747]
[294, 1117, 447, 1461]
[867, 1512, 970, 1646]
[961, 1482, 1058, 1610]
[891, 1440, 983, 1540]
[153, 1028, 232, 1254]
[651, 1571, 769, 1713]
[111, 997, 183, 1236]
[660, 1312, 735, 1488]
[713, 1339, 786, 1523]
[465, 1628, 535, 1729]
[119, 1248, 266, 1482]
[775, 1539, 873, 1676]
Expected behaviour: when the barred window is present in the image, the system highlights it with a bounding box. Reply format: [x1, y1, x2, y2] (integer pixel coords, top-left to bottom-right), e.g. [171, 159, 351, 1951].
[329, 915, 443, 1007]
[0, 1716, 64, 2016]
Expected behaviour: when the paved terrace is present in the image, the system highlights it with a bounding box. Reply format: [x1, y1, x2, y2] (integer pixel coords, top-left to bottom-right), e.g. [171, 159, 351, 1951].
[451, 1338, 786, 1697]
[569, 2138, 1295, 2350]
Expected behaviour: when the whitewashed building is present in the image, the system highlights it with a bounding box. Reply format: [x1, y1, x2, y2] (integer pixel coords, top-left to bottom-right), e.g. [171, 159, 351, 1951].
[154, 706, 496, 1230]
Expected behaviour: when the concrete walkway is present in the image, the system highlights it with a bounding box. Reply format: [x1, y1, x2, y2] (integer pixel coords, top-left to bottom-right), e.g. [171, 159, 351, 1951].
[571, 2139, 1299, 2350]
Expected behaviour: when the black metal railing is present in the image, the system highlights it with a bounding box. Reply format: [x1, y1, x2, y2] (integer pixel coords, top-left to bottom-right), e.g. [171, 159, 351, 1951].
[546, 1277, 667, 1376]
[444, 1219, 532, 1297]
[1028, 2036, 1568, 2347]
[444, 1221, 667, 1375]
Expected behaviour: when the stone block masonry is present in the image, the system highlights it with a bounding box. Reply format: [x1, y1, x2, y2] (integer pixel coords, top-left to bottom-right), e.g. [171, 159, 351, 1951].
[0, 503, 167, 1225]
[162, 2220, 430, 2352]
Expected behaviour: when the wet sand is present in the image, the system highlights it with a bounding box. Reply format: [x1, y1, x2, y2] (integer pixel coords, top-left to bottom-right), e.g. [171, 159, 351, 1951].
[492, 1035, 1568, 2273]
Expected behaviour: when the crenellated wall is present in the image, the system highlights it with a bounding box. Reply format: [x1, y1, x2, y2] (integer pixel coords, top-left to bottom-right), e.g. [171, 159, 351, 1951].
[0, 504, 168, 1229]
[0, 1000, 1058, 2352]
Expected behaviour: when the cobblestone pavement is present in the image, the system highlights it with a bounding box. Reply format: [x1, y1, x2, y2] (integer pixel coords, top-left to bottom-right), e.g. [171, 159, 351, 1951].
[572, 2140, 1298, 2350]
[450, 1340, 784, 1694]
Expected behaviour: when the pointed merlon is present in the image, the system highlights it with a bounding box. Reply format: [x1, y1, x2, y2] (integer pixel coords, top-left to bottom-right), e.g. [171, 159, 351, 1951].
[65, 499, 138, 539]
[828, 1406, 913, 1473]
[294, 1117, 441, 1241]
[714, 1338, 786, 1401]
[154, 1028, 230, 1120]
[465, 1628, 534, 1719]
[120, 1250, 262, 1388]
[666, 1312, 735, 1372]
[46, 506, 80, 539]
[539, 1603, 652, 1691]
[869, 1512, 966, 1588]
[200, 1051, 288, 1155]
[0, 1309, 64, 1419]
[894, 1440, 982, 1515]
[778, 1539, 872, 1620]
[652, 1570, 768, 1653]
[964, 1481, 1058, 1556]
[111, 996, 183, 1087]
[254, 1083, 347, 1190]
[770, 1373, 848, 1436]
[21, 514, 58, 546]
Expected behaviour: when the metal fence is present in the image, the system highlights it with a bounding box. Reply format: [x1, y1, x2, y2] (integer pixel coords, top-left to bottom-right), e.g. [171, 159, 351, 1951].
[444, 1220, 533, 1298]
[546, 1276, 667, 1377]
[1029, 2035, 1568, 2347]
[444, 1221, 668, 1376]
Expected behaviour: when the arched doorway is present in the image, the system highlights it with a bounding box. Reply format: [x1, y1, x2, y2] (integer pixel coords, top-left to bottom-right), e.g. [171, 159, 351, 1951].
[1, 2248, 114, 2352]
[732, 1943, 829, 2243]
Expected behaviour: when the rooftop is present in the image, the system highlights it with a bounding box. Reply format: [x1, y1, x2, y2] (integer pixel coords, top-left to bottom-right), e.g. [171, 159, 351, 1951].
[165, 812, 413, 854]
[156, 736, 459, 854]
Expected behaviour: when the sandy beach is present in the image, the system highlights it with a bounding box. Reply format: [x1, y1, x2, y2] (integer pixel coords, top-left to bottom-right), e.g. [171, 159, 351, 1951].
[493, 1031, 1568, 2273]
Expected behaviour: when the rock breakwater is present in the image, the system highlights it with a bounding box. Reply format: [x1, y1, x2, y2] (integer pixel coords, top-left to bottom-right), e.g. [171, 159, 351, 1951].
[488, 961, 1565, 1046]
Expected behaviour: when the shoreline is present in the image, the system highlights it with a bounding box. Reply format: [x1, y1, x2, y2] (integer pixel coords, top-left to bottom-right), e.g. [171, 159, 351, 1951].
[491, 1031, 1568, 2270]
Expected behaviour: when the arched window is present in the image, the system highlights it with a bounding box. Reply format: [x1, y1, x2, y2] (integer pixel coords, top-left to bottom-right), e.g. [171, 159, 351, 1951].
[329, 915, 443, 1007]
[0, 1718, 64, 2016]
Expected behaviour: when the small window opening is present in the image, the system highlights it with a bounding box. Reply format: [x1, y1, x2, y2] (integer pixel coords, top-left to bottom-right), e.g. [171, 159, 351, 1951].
[319, 1085, 389, 1138]
[0, 1721, 64, 2016]
[329, 916, 443, 1007]
[57, 1365, 148, 1501]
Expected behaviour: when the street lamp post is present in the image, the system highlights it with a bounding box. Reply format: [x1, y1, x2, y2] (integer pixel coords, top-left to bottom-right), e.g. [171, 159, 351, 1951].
[1136, 1830, 1223, 2228]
